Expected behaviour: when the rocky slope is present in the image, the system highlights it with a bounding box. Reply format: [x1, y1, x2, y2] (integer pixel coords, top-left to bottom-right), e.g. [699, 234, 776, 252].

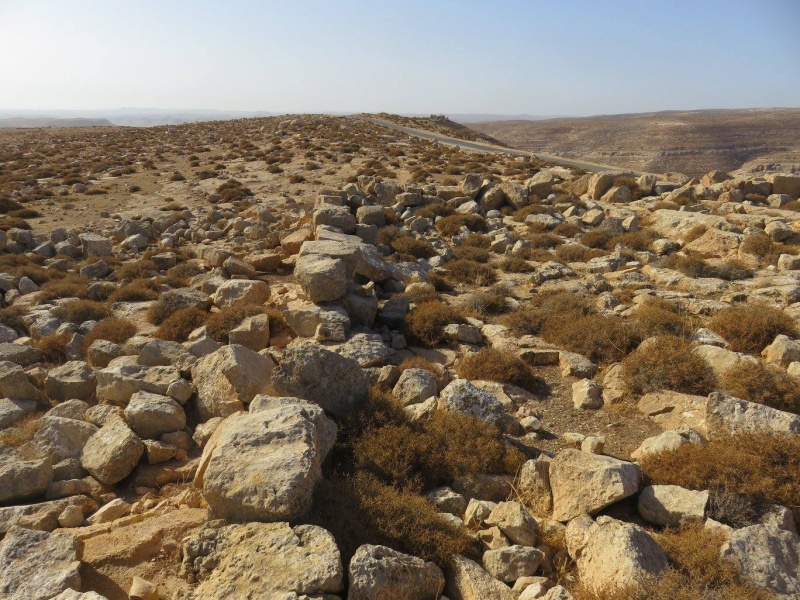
[470, 108, 800, 178]
[0, 115, 799, 599]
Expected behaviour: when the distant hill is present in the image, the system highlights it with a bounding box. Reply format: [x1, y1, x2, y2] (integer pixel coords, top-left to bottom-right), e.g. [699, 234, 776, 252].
[0, 117, 114, 128]
[470, 108, 800, 177]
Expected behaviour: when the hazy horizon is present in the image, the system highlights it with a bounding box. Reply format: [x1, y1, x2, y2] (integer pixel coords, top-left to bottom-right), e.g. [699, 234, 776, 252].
[2, 0, 799, 117]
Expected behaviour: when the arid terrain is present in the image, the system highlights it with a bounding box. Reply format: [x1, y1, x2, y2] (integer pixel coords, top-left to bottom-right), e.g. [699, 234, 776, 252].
[0, 114, 798, 600]
[470, 108, 800, 178]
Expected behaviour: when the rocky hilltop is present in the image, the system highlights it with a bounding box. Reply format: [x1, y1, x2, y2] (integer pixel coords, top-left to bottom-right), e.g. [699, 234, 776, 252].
[0, 115, 798, 599]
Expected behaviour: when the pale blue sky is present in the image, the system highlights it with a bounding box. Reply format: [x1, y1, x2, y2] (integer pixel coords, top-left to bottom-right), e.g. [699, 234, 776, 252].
[1, 0, 798, 116]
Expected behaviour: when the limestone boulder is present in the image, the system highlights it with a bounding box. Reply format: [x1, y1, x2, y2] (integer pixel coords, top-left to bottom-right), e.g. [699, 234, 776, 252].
[438, 379, 505, 424]
[0, 360, 44, 404]
[348, 544, 445, 600]
[30, 416, 98, 463]
[446, 555, 514, 600]
[637, 485, 708, 527]
[393, 368, 438, 406]
[706, 392, 800, 437]
[228, 313, 271, 351]
[96, 363, 191, 405]
[191, 344, 276, 421]
[124, 391, 186, 439]
[549, 450, 641, 521]
[195, 396, 336, 522]
[0, 526, 83, 600]
[482, 545, 544, 583]
[182, 520, 343, 598]
[0, 450, 52, 503]
[577, 517, 668, 594]
[484, 501, 538, 546]
[271, 342, 369, 418]
[630, 430, 688, 462]
[80, 419, 144, 485]
[295, 254, 348, 303]
[211, 279, 270, 308]
[721, 524, 800, 597]
[44, 361, 96, 402]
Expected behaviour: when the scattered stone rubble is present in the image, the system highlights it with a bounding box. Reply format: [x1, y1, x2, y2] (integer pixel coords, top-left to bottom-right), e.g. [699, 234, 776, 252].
[1, 118, 799, 599]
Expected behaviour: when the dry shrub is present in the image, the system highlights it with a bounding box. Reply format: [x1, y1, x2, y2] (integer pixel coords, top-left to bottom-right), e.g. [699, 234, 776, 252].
[147, 293, 196, 325]
[461, 233, 491, 248]
[554, 243, 606, 263]
[452, 245, 491, 263]
[634, 297, 698, 339]
[640, 433, 800, 525]
[164, 262, 204, 288]
[0, 412, 44, 448]
[52, 300, 110, 324]
[621, 336, 715, 396]
[308, 474, 477, 568]
[708, 303, 797, 354]
[404, 301, 466, 347]
[457, 348, 548, 395]
[580, 230, 613, 249]
[353, 412, 525, 492]
[426, 271, 454, 293]
[435, 214, 487, 237]
[0, 306, 29, 335]
[574, 524, 771, 600]
[739, 233, 773, 257]
[500, 257, 533, 273]
[528, 233, 562, 249]
[719, 360, 800, 414]
[543, 313, 637, 363]
[154, 307, 208, 342]
[35, 332, 73, 363]
[38, 276, 89, 302]
[462, 289, 507, 317]
[116, 259, 157, 282]
[609, 228, 660, 251]
[206, 304, 266, 343]
[415, 203, 454, 220]
[83, 317, 137, 351]
[444, 259, 496, 286]
[390, 236, 436, 259]
[665, 254, 752, 280]
[107, 278, 160, 303]
[682, 225, 707, 244]
[553, 221, 580, 238]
